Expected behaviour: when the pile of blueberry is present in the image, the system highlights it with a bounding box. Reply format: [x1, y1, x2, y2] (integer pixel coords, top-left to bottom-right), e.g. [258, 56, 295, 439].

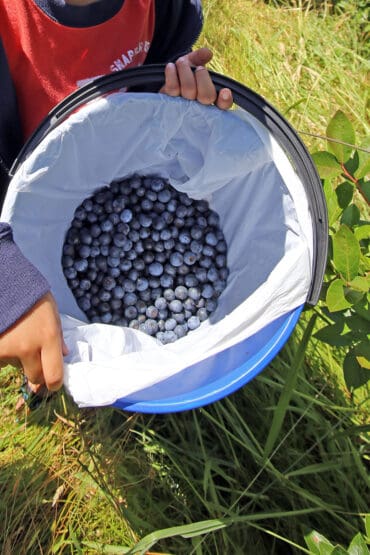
[61, 175, 228, 344]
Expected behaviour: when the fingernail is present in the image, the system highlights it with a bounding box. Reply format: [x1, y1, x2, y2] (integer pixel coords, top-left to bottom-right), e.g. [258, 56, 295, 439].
[195, 65, 205, 72]
[221, 90, 230, 100]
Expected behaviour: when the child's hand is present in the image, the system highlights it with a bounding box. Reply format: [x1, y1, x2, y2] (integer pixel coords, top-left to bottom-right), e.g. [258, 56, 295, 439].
[0, 292, 68, 391]
[161, 47, 233, 110]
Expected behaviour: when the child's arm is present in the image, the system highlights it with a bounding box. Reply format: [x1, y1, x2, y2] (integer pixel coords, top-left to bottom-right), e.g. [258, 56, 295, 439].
[0, 223, 66, 391]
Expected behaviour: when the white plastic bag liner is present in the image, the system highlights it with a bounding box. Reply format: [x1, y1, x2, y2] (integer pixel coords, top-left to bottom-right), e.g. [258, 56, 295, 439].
[1, 92, 313, 407]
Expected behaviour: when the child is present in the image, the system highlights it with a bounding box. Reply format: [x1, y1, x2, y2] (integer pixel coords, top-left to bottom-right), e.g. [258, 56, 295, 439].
[0, 0, 232, 398]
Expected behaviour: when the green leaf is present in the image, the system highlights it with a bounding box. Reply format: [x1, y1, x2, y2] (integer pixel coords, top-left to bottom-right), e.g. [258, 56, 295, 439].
[359, 181, 370, 204]
[345, 151, 359, 176]
[304, 530, 337, 555]
[344, 347, 370, 390]
[126, 519, 228, 555]
[312, 151, 343, 179]
[341, 204, 360, 227]
[354, 224, 370, 243]
[324, 180, 342, 227]
[354, 136, 370, 180]
[365, 515, 370, 540]
[332, 225, 361, 281]
[336, 181, 354, 209]
[345, 313, 370, 334]
[327, 110, 356, 163]
[347, 532, 370, 555]
[344, 287, 366, 305]
[314, 322, 353, 347]
[326, 279, 353, 312]
[349, 276, 370, 293]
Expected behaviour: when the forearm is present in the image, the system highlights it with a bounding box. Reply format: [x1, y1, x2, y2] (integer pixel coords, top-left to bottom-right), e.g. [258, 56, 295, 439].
[0, 223, 50, 334]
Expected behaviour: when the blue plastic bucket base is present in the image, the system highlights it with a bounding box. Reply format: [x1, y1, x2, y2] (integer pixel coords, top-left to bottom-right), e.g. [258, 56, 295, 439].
[112, 305, 303, 413]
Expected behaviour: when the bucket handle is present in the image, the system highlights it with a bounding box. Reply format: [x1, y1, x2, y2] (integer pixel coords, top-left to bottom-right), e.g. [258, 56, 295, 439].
[10, 64, 328, 306]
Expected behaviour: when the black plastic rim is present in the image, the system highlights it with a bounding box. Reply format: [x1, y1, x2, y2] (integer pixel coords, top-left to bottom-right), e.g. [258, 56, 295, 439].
[10, 64, 328, 305]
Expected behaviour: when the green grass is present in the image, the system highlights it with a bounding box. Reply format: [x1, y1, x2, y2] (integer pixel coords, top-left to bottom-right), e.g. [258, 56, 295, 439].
[1, 1, 369, 553]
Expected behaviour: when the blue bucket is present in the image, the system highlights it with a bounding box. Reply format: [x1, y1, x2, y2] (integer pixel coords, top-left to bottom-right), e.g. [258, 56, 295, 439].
[9, 66, 328, 413]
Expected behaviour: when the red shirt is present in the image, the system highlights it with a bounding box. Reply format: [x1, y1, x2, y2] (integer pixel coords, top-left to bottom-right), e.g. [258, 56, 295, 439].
[0, 0, 155, 139]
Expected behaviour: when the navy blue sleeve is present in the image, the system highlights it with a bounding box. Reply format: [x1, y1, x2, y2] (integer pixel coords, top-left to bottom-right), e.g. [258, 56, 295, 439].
[145, 0, 203, 64]
[0, 223, 50, 335]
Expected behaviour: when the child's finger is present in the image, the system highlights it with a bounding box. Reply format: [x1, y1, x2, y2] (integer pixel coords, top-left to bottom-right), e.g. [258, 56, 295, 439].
[40, 339, 64, 391]
[175, 57, 197, 100]
[194, 66, 218, 105]
[186, 47, 213, 67]
[21, 352, 43, 386]
[216, 88, 234, 110]
[161, 62, 181, 96]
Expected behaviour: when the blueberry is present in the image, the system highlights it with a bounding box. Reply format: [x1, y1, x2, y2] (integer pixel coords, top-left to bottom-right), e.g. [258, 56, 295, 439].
[136, 277, 149, 291]
[170, 252, 183, 267]
[197, 307, 209, 322]
[101, 312, 113, 324]
[153, 217, 166, 231]
[80, 279, 91, 291]
[74, 259, 88, 272]
[88, 225, 99, 240]
[78, 245, 91, 258]
[62, 255, 74, 268]
[113, 233, 126, 248]
[64, 267, 77, 279]
[184, 274, 198, 287]
[99, 232, 111, 246]
[137, 300, 147, 314]
[150, 178, 165, 192]
[77, 297, 91, 311]
[101, 219, 113, 233]
[188, 287, 201, 301]
[124, 306, 138, 320]
[119, 260, 132, 272]
[187, 316, 200, 330]
[109, 246, 121, 258]
[174, 324, 187, 338]
[158, 308, 169, 320]
[144, 319, 159, 336]
[99, 290, 111, 303]
[139, 214, 152, 228]
[148, 262, 163, 277]
[111, 298, 122, 311]
[184, 251, 197, 265]
[107, 256, 120, 268]
[169, 299, 182, 313]
[155, 297, 167, 310]
[174, 285, 187, 300]
[205, 299, 217, 312]
[173, 312, 185, 324]
[203, 245, 215, 258]
[160, 274, 174, 288]
[163, 288, 175, 302]
[146, 305, 159, 319]
[124, 293, 137, 306]
[160, 229, 172, 241]
[190, 240, 203, 255]
[158, 189, 171, 203]
[120, 209, 133, 223]
[202, 284, 214, 299]
[165, 318, 176, 331]
[162, 330, 177, 344]
[183, 298, 196, 312]
[216, 240, 227, 253]
[103, 276, 116, 291]
[123, 279, 136, 293]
